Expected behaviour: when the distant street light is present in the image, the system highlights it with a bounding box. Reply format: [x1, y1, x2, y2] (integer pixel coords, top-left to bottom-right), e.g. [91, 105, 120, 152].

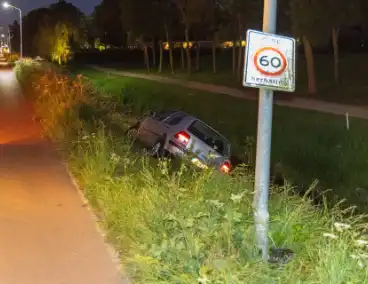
[3, 2, 22, 58]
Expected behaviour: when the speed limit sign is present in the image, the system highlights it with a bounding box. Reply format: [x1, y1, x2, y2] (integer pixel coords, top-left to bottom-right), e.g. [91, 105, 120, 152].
[243, 30, 295, 92]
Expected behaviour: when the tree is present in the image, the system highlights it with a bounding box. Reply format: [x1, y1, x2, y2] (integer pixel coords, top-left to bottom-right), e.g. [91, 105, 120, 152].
[119, 0, 163, 71]
[23, 1, 84, 62]
[361, 0, 368, 36]
[324, 0, 361, 83]
[277, 0, 292, 35]
[53, 23, 73, 64]
[81, 15, 97, 49]
[32, 16, 74, 65]
[223, 0, 262, 80]
[202, 0, 229, 73]
[8, 20, 20, 53]
[32, 16, 54, 59]
[49, 0, 84, 26]
[22, 8, 50, 55]
[154, 0, 182, 73]
[176, 0, 208, 74]
[92, 0, 125, 47]
[290, 0, 329, 94]
[48, 0, 85, 51]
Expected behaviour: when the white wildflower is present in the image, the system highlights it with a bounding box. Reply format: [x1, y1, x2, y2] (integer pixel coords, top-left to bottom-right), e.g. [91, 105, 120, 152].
[122, 157, 131, 165]
[323, 233, 338, 239]
[208, 200, 224, 208]
[198, 275, 209, 284]
[351, 254, 368, 269]
[230, 192, 245, 203]
[334, 222, 351, 232]
[355, 239, 368, 247]
[110, 153, 120, 163]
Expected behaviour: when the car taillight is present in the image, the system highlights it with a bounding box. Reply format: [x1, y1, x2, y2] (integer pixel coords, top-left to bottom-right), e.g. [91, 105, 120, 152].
[175, 131, 190, 145]
[220, 162, 232, 174]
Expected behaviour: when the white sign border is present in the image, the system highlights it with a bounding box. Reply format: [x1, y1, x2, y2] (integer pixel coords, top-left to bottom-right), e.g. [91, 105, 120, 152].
[243, 29, 296, 92]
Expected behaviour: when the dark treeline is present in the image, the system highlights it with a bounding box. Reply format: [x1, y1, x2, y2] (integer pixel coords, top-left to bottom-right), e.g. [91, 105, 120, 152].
[9, 0, 368, 94]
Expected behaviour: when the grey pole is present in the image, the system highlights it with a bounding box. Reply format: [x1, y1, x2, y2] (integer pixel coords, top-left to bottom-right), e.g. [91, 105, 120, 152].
[253, 0, 278, 262]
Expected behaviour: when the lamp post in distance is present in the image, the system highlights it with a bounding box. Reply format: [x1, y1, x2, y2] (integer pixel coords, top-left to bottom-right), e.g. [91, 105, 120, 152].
[2, 2, 22, 58]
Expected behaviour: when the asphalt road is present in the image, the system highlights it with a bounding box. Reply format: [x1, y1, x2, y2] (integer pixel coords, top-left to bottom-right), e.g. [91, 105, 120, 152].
[0, 63, 126, 283]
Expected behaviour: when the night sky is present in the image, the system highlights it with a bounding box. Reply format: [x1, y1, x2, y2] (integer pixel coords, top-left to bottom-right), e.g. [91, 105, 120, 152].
[0, 0, 101, 28]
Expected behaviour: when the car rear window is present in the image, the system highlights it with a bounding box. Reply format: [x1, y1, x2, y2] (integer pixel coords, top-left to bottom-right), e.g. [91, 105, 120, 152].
[166, 113, 186, 125]
[155, 110, 176, 121]
[188, 120, 229, 156]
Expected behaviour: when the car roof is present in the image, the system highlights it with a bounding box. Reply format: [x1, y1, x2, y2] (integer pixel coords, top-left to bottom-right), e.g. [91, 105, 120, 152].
[168, 110, 230, 144]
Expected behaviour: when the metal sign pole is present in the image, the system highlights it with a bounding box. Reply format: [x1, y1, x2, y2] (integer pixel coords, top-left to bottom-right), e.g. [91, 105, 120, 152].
[253, 0, 278, 261]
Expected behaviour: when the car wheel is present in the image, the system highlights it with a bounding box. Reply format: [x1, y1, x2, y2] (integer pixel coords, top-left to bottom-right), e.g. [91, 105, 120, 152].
[150, 139, 165, 157]
[125, 125, 139, 142]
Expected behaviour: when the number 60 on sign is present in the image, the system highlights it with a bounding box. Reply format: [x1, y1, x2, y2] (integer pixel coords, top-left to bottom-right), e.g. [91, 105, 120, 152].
[243, 30, 296, 92]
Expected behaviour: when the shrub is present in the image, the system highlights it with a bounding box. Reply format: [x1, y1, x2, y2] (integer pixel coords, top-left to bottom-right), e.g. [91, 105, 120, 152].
[14, 58, 43, 87]
[34, 72, 88, 140]
[16, 59, 88, 140]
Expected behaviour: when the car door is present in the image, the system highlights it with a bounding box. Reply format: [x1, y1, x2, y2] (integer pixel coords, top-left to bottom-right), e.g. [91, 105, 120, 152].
[139, 111, 175, 146]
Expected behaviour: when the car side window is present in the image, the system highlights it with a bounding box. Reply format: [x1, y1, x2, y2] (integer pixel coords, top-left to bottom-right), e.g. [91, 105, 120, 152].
[166, 113, 185, 125]
[188, 120, 228, 156]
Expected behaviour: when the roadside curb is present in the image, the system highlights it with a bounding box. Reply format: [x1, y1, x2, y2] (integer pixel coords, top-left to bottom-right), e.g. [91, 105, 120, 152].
[64, 163, 131, 284]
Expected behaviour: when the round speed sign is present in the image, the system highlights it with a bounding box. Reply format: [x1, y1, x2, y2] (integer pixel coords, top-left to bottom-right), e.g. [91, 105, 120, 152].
[253, 47, 287, 76]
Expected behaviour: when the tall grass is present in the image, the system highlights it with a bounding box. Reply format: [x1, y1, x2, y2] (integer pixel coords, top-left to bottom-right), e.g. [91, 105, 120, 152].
[71, 128, 368, 283]
[17, 59, 368, 283]
[14, 58, 43, 86]
[78, 68, 368, 211]
[33, 71, 87, 140]
[16, 60, 92, 140]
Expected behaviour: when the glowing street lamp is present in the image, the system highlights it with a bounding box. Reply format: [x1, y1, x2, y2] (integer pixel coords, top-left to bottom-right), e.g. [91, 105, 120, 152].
[3, 2, 22, 57]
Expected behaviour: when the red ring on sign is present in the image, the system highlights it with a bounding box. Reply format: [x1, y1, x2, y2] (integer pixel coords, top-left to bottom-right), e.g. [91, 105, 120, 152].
[253, 47, 287, 76]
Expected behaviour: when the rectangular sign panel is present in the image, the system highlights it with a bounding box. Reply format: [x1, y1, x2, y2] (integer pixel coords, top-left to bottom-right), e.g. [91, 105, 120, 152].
[243, 29, 296, 92]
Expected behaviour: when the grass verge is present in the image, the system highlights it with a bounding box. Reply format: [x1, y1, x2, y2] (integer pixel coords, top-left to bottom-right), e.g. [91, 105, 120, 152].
[76, 67, 368, 210]
[16, 59, 368, 283]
